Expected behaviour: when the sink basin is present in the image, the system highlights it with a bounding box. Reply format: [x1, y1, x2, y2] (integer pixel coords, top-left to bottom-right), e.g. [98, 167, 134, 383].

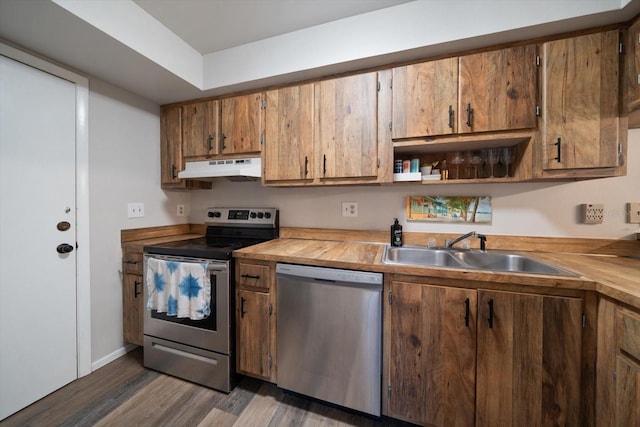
[382, 245, 578, 277]
[451, 251, 578, 276]
[383, 246, 462, 268]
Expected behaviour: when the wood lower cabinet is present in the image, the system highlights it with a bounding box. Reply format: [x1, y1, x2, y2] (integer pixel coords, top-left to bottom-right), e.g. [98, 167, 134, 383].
[541, 30, 621, 171]
[615, 307, 640, 426]
[385, 279, 585, 426]
[235, 260, 276, 382]
[385, 281, 476, 426]
[122, 249, 144, 345]
[476, 290, 583, 427]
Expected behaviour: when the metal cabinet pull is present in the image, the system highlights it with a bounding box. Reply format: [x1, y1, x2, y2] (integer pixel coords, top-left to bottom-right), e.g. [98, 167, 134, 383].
[207, 135, 213, 151]
[487, 299, 494, 329]
[171, 164, 177, 180]
[304, 156, 309, 177]
[222, 133, 227, 150]
[464, 298, 470, 327]
[554, 137, 562, 162]
[448, 105, 454, 129]
[241, 274, 260, 280]
[240, 296, 246, 318]
[466, 103, 472, 127]
[134, 280, 141, 297]
[323, 154, 327, 175]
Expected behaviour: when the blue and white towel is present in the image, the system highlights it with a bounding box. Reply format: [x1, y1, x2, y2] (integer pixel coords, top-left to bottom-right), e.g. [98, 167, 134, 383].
[146, 258, 211, 320]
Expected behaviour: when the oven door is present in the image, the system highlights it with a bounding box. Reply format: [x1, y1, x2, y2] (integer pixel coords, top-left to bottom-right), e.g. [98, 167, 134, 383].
[143, 254, 231, 354]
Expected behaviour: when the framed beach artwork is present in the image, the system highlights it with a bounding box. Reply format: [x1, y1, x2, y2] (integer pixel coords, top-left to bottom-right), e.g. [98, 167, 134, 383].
[406, 196, 492, 223]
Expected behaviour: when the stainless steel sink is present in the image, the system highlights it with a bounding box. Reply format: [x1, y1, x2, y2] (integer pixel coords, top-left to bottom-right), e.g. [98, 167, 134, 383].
[382, 245, 578, 277]
[383, 246, 463, 268]
[450, 251, 578, 276]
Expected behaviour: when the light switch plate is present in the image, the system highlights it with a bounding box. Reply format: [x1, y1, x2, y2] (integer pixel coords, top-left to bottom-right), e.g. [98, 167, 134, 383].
[628, 202, 640, 224]
[127, 202, 144, 218]
[582, 203, 604, 224]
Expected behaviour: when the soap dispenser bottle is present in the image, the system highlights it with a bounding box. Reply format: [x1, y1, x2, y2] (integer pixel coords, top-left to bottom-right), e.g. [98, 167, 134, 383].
[390, 218, 403, 247]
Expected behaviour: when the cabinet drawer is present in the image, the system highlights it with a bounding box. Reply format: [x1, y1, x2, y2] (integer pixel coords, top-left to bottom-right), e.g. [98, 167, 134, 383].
[123, 252, 143, 274]
[238, 263, 271, 291]
[619, 310, 640, 362]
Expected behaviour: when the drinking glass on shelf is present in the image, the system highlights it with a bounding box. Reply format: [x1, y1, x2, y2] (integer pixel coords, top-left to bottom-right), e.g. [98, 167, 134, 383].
[502, 146, 515, 178]
[470, 153, 483, 179]
[486, 148, 500, 178]
[451, 151, 464, 179]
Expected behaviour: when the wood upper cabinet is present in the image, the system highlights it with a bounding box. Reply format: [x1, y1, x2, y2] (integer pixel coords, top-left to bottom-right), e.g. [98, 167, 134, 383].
[236, 260, 276, 382]
[392, 58, 459, 138]
[458, 44, 538, 134]
[181, 100, 219, 158]
[221, 92, 264, 155]
[160, 105, 183, 187]
[541, 31, 620, 170]
[476, 290, 583, 427]
[316, 72, 379, 179]
[385, 281, 477, 426]
[627, 16, 640, 113]
[263, 84, 314, 182]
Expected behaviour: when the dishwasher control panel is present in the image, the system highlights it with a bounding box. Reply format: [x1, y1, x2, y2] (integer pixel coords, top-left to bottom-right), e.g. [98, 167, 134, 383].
[276, 263, 382, 285]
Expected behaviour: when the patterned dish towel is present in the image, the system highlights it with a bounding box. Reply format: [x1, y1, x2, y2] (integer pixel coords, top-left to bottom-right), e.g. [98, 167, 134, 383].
[146, 258, 211, 320]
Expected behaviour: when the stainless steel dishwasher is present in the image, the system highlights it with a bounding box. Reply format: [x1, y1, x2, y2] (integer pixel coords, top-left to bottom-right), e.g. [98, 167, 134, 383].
[276, 263, 383, 416]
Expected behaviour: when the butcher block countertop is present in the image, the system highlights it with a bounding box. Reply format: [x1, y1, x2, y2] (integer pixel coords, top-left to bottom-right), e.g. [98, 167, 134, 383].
[234, 238, 640, 310]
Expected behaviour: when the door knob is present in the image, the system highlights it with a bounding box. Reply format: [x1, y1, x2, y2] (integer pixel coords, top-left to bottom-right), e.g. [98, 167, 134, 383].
[57, 243, 74, 254]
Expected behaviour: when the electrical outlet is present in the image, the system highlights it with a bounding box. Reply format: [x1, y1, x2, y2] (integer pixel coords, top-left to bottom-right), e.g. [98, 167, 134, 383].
[127, 202, 144, 218]
[582, 203, 604, 224]
[177, 204, 185, 217]
[341, 201, 358, 217]
[628, 202, 640, 224]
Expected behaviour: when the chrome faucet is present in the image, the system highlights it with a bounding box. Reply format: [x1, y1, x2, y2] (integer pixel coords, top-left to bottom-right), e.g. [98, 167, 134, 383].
[445, 231, 487, 252]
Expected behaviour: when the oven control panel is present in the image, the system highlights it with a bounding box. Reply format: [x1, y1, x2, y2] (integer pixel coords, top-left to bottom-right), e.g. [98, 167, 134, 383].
[205, 207, 278, 227]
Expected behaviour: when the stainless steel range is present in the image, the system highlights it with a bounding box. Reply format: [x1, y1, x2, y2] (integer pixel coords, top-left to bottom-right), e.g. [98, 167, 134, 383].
[142, 207, 279, 392]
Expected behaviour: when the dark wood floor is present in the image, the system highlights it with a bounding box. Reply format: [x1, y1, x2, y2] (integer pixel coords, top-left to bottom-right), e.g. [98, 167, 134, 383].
[0, 348, 413, 426]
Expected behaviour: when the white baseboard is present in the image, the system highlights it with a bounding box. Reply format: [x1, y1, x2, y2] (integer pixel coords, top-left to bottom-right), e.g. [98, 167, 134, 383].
[90, 343, 139, 372]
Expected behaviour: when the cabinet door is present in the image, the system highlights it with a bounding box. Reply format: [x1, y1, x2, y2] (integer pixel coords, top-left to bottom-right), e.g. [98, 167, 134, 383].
[476, 291, 583, 427]
[317, 72, 378, 179]
[542, 31, 620, 170]
[160, 105, 183, 186]
[459, 45, 537, 133]
[237, 290, 272, 380]
[221, 93, 263, 154]
[387, 281, 476, 426]
[616, 356, 640, 426]
[628, 17, 640, 113]
[182, 100, 219, 158]
[392, 58, 458, 138]
[123, 274, 143, 345]
[264, 84, 314, 181]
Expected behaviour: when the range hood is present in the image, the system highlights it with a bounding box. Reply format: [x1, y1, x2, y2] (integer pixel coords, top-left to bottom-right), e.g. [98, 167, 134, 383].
[178, 157, 261, 181]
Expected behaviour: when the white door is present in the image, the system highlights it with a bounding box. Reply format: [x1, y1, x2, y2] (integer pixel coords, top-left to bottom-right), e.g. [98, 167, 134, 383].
[0, 55, 78, 419]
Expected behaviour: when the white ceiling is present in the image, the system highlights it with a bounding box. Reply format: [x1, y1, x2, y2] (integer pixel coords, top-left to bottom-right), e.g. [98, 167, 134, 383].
[133, 0, 412, 54]
[1, 0, 639, 105]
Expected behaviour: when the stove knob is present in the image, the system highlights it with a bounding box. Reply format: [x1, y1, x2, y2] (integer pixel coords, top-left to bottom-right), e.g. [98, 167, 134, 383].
[250, 212, 257, 218]
[264, 212, 272, 219]
[214, 211, 221, 218]
[257, 212, 264, 219]
[207, 211, 215, 218]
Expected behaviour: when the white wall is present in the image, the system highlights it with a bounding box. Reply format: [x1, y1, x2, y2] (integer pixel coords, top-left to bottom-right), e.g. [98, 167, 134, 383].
[191, 131, 640, 242]
[88, 78, 189, 365]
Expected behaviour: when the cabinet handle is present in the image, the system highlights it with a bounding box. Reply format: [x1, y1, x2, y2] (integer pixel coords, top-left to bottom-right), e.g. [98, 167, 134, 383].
[240, 296, 246, 318]
[207, 135, 213, 151]
[466, 103, 472, 127]
[123, 260, 138, 265]
[171, 164, 177, 180]
[448, 105, 454, 129]
[134, 280, 141, 297]
[241, 274, 260, 280]
[464, 298, 470, 327]
[222, 133, 227, 150]
[554, 137, 562, 163]
[323, 154, 327, 176]
[304, 156, 309, 177]
[487, 299, 494, 329]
